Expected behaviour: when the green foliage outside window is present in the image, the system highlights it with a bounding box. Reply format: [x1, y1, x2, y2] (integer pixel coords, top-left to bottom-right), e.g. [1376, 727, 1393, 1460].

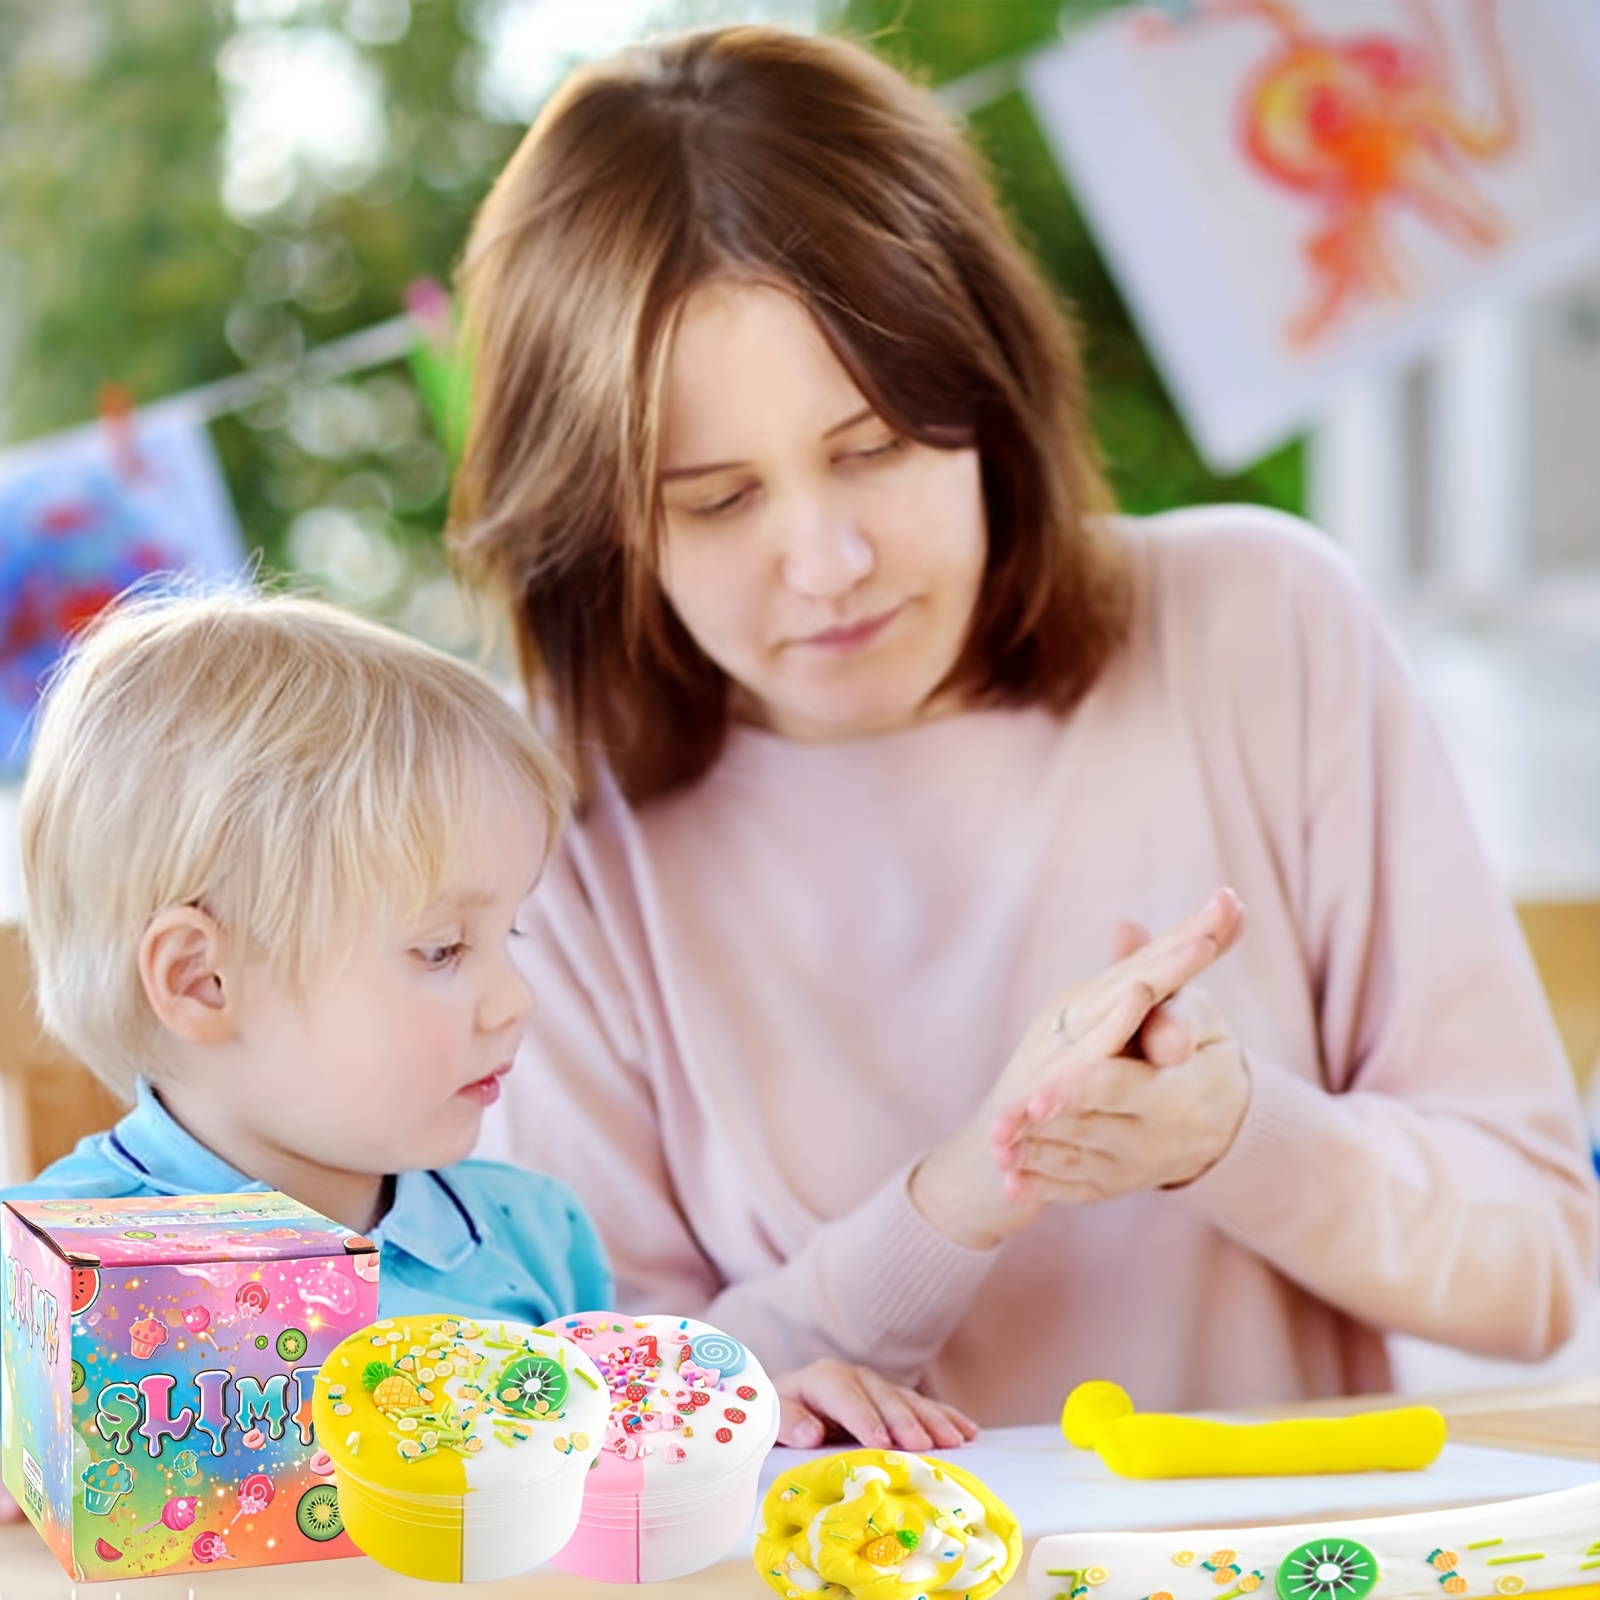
[0, 0, 1300, 617]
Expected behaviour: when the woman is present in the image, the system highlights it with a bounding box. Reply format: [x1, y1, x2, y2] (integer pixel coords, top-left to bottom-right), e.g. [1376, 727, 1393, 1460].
[451, 27, 1597, 1449]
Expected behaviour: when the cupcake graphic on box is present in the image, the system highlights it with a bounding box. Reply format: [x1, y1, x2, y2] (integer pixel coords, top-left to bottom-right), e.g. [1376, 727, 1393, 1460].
[128, 1315, 168, 1359]
[81, 1458, 135, 1515]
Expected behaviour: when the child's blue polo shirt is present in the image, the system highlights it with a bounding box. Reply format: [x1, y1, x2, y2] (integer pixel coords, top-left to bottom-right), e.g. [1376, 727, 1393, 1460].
[1, 1082, 612, 1325]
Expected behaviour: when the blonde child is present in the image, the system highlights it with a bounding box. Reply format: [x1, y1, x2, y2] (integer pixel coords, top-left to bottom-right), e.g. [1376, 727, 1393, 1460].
[1, 587, 609, 1316]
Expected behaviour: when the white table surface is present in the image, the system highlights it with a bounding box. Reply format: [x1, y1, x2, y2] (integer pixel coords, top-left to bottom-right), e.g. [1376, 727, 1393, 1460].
[2, 1425, 1596, 1599]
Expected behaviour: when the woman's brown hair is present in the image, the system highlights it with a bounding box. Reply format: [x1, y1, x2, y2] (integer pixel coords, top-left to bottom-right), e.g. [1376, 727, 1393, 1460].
[450, 25, 1129, 806]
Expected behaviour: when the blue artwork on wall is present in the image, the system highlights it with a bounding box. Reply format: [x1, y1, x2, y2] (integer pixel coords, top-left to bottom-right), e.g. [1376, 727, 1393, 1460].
[0, 403, 244, 776]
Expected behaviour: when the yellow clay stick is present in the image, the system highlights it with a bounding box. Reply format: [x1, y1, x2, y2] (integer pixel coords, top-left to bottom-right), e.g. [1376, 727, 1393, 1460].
[1062, 1382, 1446, 1478]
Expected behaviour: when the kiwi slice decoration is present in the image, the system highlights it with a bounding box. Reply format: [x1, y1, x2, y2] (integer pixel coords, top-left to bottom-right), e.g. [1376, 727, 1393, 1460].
[495, 1353, 568, 1417]
[1276, 1539, 1379, 1600]
[296, 1482, 343, 1542]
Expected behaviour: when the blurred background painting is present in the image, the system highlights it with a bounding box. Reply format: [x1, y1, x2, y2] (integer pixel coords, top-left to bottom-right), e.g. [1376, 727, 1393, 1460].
[1026, 0, 1600, 470]
[0, 401, 243, 775]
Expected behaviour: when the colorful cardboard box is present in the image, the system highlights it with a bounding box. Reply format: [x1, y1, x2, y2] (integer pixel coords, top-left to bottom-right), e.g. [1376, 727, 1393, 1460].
[1, 1191, 379, 1582]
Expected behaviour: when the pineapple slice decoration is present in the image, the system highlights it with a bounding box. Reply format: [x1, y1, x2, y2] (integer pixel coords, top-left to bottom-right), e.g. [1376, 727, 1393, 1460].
[862, 1529, 920, 1566]
[364, 1360, 424, 1415]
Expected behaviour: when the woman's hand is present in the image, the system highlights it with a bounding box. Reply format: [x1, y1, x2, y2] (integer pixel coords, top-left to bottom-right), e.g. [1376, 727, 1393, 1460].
[0, 1479, 22, 1524]
[992, 977, 1251, 1202]
[775, 1359, 979, 1451]
[909, 889, 1246, 1250]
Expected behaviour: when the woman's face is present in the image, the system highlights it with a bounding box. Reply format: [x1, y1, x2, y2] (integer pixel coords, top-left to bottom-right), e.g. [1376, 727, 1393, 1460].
[656, 280, 987, 743]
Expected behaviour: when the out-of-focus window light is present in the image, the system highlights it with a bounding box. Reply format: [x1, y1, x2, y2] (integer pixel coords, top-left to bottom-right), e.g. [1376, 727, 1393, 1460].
[220, 16, 388, 222]
[220, 0, 825, 226]
[475, 0, 823, 124]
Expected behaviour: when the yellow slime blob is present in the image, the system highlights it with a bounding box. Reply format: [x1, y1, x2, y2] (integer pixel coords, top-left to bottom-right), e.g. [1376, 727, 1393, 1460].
[1061, 1380, 1136, 1449]
[1061, 1381, 1447, 1478]
[754, 1449, 1020, 1600]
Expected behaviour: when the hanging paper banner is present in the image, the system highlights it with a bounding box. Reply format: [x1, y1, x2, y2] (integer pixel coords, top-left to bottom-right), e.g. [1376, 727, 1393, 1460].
[1024, 0, 1600, 470]
[0, 401, 245, 776]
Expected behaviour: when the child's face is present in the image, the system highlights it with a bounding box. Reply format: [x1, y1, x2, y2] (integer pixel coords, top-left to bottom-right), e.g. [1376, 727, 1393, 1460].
[223, 760, 547, 1184]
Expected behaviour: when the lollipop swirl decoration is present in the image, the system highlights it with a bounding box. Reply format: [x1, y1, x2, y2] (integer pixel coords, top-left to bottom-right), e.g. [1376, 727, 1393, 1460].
[688, 1332, 747, 1376]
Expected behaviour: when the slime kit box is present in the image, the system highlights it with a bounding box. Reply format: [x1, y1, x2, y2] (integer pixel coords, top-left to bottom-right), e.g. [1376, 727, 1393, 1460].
[1, 1191, 379, 1582]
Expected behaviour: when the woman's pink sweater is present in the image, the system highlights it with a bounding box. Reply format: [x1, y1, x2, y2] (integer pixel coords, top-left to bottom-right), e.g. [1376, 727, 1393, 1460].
[481, 507, 1598, 1424]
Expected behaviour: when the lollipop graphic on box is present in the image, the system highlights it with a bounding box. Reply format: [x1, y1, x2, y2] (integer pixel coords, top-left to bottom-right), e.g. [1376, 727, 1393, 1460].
[192, 1530, 235, 1564]
[136, 1495, 200, 1536]
[234, 1279, 270, 1319]
[233, 1473, 274, 1524]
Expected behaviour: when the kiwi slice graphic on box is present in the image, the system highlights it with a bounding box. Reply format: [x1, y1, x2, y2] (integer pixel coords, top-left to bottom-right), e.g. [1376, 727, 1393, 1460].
[296, 1482, 343, 1542]
[276, 1327, 308, 1361]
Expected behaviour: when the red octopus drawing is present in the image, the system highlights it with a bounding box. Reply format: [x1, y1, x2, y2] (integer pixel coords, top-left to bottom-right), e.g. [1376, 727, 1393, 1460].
[1156, 0, 1519, 346]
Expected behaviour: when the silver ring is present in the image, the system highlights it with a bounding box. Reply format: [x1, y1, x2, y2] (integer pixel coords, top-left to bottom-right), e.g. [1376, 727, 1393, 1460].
[1049, 1008, 1069, 1040]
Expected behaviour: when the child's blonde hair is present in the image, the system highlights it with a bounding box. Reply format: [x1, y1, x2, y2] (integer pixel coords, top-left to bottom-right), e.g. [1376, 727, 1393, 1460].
[20, 586, 570, 1100]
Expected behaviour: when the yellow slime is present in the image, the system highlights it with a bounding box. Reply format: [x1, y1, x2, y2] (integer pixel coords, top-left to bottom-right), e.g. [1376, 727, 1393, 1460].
[1062, 1381, 1446, 1479]
[754, 1449, 1021, 1600]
